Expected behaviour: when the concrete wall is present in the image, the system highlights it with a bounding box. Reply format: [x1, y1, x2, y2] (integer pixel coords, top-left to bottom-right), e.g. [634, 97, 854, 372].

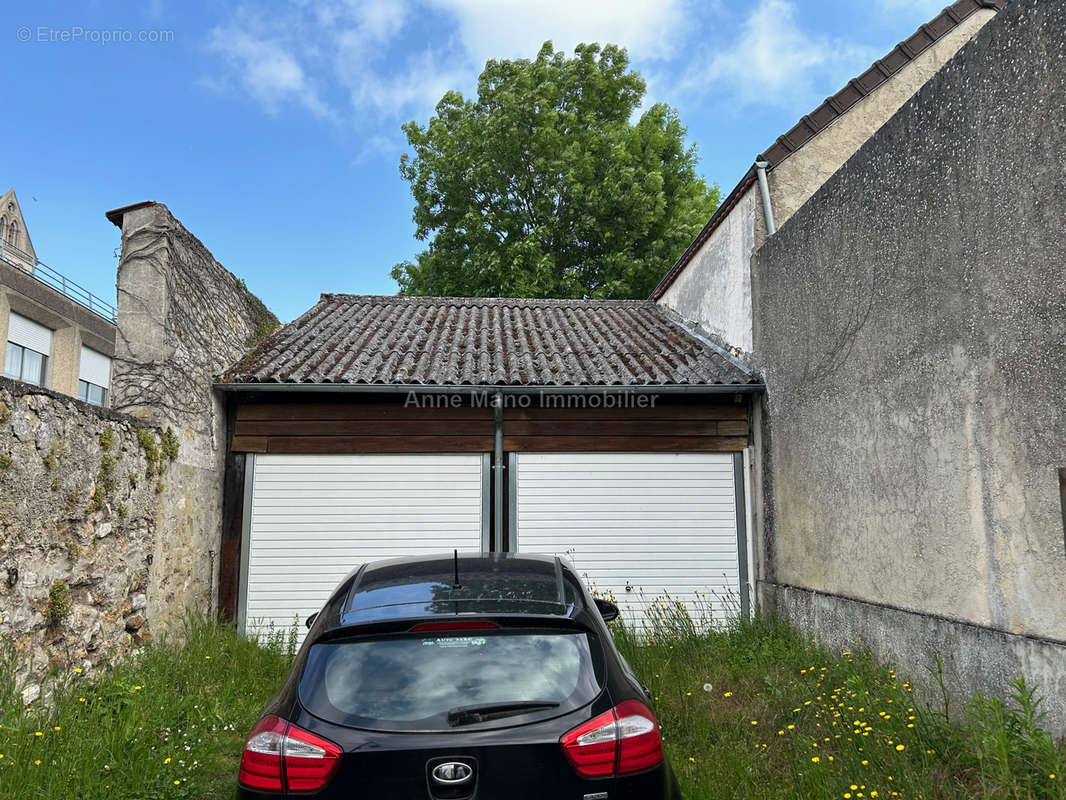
[767, 9, 995, 235]
[657, 9, 996, 357]
[659, 186, 758, 353]
[752, 0, 1066, 731]
[112, 203, 276, 633]
[0, 377, 177, 704]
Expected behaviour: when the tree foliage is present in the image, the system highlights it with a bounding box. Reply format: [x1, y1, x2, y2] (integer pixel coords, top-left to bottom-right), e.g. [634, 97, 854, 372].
[392, 42, 719, 299]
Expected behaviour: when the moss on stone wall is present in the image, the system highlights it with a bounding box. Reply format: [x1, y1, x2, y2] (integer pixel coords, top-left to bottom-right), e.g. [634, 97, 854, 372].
[45, 580, 72, 628]
[236, 278, 280, 349]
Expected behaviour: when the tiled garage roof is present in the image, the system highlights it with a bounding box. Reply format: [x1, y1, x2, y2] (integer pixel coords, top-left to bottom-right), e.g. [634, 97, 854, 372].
[220, 294, 755, 387]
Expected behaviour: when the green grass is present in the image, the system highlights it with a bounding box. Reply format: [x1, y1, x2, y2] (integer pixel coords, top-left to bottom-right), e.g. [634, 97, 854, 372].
[612, 597, 1066, 799]
[0, 618, 295, 799]
[1, 609, 1063, 799]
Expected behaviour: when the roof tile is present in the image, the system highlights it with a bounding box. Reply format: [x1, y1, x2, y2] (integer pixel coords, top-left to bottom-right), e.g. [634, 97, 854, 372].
[221, 295, 755, 387]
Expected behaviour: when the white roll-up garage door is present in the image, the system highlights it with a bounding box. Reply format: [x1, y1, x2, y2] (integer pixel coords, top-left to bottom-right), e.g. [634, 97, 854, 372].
[242, 453, 488, 637]
[514, 452, 742, 628]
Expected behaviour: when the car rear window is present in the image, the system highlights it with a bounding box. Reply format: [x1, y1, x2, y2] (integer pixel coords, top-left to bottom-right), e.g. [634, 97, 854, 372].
[299, 629, 603, 731]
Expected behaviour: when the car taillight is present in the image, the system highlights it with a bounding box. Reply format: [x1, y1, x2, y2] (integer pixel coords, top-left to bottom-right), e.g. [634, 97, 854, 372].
[560, 700, 663, 778]
[238, 715, 341, 794]
[409, 620, 499, 631]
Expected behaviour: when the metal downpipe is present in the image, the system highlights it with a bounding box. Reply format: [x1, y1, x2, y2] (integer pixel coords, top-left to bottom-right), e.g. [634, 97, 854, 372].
[493, 392, 503, 551]
[755, 161, 776, 236]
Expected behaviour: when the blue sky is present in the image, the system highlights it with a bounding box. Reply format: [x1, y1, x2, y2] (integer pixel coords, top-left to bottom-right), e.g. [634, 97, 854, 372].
[3, 0, 950, 322]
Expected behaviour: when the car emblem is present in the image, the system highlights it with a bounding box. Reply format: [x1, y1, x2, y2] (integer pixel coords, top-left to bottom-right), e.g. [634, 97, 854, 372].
[431, 762, 474, 785]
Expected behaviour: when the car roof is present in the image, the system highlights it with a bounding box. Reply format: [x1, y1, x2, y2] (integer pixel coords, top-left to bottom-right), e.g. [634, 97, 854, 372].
[337, 552, 582, 626]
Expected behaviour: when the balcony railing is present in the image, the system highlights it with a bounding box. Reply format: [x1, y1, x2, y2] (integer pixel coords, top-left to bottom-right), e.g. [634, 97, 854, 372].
[0, 240, 117, 323]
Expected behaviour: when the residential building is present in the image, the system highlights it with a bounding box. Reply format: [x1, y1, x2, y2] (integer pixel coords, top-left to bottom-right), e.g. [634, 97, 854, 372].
[0, 188, 117, 406]
[749, 0, 1066, 730]
[652, 0, 1005, 354]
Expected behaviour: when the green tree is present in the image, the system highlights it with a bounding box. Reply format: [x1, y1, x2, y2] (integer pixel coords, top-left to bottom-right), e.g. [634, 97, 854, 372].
[392, 42, 719, 299]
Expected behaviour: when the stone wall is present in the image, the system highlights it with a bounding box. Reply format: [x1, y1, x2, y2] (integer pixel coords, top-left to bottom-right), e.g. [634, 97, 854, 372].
[0, 201, 276, 697]
[0, 378, 176, 703]
[751, 0, 1066, 731]
[110, 202, 277, 634]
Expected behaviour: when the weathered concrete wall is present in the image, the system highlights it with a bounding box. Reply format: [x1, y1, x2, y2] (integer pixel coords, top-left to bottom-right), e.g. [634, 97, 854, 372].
[0, 378, 177, 703]
[752, 0, 1066, 730]
[112, 203, 277, 634]
[766, 9, 995, 236]
[657, 9, 995, 357]
[765, 584, 1066, 733]
[659, 187, 758, 353]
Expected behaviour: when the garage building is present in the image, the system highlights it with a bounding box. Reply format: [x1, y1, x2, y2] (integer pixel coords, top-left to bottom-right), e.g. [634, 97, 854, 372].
[216, 295, 761, 635]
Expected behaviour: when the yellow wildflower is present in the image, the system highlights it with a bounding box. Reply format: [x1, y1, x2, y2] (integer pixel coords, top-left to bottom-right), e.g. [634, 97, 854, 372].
[895, 744, 905, 751]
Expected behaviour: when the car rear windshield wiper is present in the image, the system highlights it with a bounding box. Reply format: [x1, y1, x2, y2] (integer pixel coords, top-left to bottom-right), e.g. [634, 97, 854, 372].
[446, 700, 561, 727]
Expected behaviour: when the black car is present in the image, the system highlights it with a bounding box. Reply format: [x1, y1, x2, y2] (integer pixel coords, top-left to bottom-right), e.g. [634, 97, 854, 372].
[238, 552, 682, 799]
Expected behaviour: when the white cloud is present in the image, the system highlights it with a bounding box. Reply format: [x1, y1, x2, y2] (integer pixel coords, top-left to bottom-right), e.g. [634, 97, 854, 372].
[203, 0, 883, 133]
[426, 0, 689, 66]
[675, 0, 877, 110]
[203, 0, 693, 128]
[875, 0, 948, 14]
[206, 14, 335, 119]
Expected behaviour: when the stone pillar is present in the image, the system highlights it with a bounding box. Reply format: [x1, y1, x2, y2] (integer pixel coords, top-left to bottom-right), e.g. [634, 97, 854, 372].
[111, 202, 276, 632]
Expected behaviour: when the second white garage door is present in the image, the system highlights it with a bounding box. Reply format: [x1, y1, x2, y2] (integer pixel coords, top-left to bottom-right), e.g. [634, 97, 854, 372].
[513, 452, 743, 627]
[242, 453, 487, 637]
